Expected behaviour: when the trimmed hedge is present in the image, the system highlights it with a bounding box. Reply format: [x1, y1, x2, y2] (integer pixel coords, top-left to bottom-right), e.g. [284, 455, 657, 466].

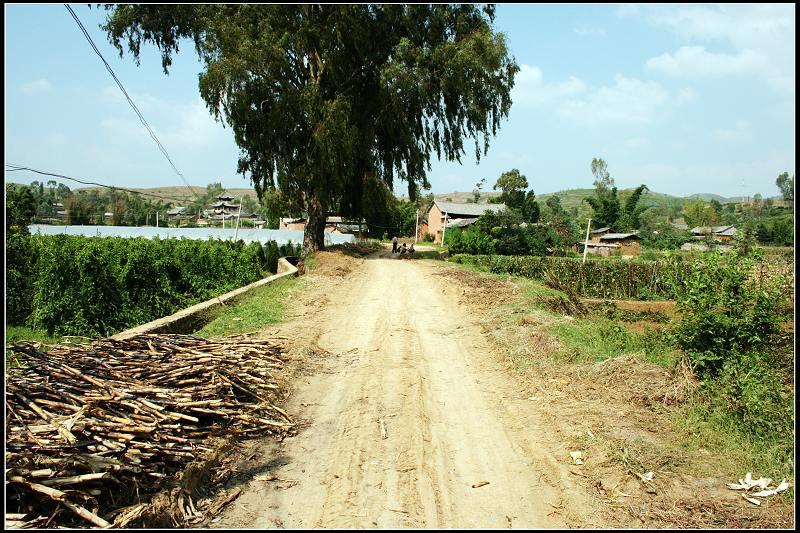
[7, 235, 300, 337]
[450, 254, 690, 300]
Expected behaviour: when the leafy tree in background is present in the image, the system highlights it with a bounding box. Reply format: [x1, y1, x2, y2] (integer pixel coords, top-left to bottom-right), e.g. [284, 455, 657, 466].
[545, 195, 564, 216]
[493, 168, 528, 209]
[775, 172, 794, 202]
[471, 178, 486, 204]
[103, 4, 518, 253]
[63, 193, 92, 225]
[584, 157, 621, 228]
[682, 199, 717, 229]
[616, 184, 649, 231]
[6, 183, 37, 235]
[638, 206, 692, 250]
[709, 199, 723, 217]
[520, 190, 540, 223]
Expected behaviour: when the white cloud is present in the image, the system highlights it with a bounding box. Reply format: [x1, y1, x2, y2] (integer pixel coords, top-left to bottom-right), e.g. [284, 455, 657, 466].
[714, 120, 750, 143]
[637, 5, 795, 93]
[512, 65, 688, 126]
[645, 46, 765, 77]
[573, 25, 606, 38]
[512, 64, 587, 108]
[100, 92, 226, 150]
[20, 78, 53, 94]
[557, 75, 671, 125]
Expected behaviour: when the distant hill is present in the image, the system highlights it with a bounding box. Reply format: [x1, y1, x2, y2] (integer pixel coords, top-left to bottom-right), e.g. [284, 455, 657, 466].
[67, 184, 777, 209]
[428, 188, 775, 212]
[73, 185, 260, 205]
[684, 193, 750, 203]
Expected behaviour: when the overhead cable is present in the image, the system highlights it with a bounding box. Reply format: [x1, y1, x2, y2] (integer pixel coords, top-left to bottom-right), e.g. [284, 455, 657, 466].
[63, 4, 201, 201]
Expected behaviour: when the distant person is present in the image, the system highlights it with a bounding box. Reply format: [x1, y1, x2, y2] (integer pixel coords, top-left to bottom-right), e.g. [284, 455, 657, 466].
[392, 236, 398, 253]
[400, 243, 407, 254]
[409, 243, 415, 254]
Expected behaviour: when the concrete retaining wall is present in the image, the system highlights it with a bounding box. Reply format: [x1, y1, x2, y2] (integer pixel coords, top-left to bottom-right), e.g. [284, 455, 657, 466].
[111, 257, 299, 340]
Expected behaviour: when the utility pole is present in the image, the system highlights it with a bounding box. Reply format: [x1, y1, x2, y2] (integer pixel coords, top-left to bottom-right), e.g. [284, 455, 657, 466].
[234, 202, 243, 240]
[582, 217, 591, 263]
[156, 211, 158, 228]
[414, 209, 419, 244]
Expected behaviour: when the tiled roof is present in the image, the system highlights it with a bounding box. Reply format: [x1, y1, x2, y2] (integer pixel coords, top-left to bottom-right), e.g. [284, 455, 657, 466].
[690, 225, 737, 235]
[600, 233, 640, 241]
[445, 218, 479, 228]
[434, 201, 506, 217]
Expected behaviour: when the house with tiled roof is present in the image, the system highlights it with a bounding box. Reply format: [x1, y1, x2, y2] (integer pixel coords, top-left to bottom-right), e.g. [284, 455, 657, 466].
[427, 200, 507, 243]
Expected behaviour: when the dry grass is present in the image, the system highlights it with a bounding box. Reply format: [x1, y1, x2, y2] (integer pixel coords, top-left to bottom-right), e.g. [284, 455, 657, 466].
[437, 260, 795, 529]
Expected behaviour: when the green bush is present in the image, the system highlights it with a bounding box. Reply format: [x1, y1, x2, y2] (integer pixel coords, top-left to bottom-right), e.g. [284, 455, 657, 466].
[451, 254, 688, 300]
[712, 352, 793, 440]
[6, 234, 38, 324]
[12, 235, 300, 337]
[667, 251, 785, 378]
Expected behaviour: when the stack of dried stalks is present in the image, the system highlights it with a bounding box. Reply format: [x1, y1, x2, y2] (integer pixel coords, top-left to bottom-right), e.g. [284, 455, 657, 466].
[5, 334, 293, 528]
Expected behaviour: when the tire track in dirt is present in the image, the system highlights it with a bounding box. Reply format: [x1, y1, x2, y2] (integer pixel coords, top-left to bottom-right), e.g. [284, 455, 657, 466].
[213, 255, 602, 528]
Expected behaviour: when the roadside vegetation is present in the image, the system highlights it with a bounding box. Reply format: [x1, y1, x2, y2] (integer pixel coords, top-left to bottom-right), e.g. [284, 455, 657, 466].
[6, 228, 300, 338]
[196, 276, 303, 338]
[446, 243, 794, 497]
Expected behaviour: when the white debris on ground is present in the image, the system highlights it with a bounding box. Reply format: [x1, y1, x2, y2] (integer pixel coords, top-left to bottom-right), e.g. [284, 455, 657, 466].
[727, 473, 790, 505]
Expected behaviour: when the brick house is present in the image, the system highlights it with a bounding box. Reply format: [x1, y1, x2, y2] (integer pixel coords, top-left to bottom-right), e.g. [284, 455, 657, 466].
[426, 201, 507, 243]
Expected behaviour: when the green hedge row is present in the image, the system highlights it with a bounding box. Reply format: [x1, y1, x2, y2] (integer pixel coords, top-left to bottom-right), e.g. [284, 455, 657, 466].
[450, 254, 691, 300]
[6, 235, 300, 337]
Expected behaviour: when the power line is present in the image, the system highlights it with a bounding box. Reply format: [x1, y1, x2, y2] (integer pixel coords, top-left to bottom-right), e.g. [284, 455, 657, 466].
[5, 163, 200, 204]
[63, 4, 201, 202]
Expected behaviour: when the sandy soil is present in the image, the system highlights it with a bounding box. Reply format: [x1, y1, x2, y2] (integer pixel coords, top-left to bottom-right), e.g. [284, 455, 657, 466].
[212, 252, 605, 529]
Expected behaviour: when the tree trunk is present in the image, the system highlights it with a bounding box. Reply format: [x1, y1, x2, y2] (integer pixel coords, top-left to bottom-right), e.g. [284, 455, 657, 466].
[303, 194, 326, 255]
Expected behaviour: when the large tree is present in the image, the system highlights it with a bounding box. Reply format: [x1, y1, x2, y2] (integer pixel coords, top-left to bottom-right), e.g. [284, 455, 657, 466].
[493, 168, 528, 209]
[103, 4, 518, 252]
[776, 172, 794, 202]
[584, 157, 620, 228]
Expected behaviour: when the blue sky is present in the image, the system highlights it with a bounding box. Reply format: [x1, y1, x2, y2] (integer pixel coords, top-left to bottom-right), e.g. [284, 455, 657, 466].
[5, 3, 795, 198]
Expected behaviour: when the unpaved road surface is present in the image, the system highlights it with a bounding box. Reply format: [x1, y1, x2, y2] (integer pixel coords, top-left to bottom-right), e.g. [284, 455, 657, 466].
[214, 254, 601, 528]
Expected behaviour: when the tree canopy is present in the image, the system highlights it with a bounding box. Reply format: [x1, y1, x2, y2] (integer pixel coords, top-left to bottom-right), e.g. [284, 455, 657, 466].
[584, 157, 620, 228]
[776, 172, 794, 202]
[493, 168, 528, 209]
[103, 4, 519, 251]
[584, 157, 647, 230]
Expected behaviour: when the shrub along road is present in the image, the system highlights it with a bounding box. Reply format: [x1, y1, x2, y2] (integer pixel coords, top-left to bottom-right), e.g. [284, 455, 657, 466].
[212, 251, 602, 528]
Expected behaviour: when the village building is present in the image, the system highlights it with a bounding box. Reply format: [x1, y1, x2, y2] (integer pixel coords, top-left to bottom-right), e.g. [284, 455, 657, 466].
[279, 215, 365, 236]
[690, 225, 737, 242]
[670, 221, 689, 231]
[599, 232, 641, 256]
[589, 226, 612, 242]
[166, 207, 187, 220]
[426, 200, 507, 243]
[581, 232, 641, 258]
[581, 241, 621, 257]
[210, 192, 240, 217]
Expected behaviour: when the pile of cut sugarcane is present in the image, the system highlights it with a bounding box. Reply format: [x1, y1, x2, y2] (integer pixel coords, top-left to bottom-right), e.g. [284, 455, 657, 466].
[5, 334, 293, 528]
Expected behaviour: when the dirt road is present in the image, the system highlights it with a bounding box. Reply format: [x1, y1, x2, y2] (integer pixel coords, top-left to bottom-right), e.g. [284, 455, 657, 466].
[214, 253, 601, 528]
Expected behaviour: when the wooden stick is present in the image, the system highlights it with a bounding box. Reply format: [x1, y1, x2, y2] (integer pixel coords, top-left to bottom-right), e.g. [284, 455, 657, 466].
[11, 479, 111, 528]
